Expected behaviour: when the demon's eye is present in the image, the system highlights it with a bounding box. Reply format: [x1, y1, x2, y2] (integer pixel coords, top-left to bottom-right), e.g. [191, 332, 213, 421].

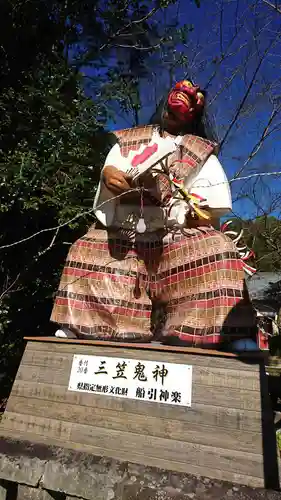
[197, 92, 204, 100]
[182, 80, 193, 88]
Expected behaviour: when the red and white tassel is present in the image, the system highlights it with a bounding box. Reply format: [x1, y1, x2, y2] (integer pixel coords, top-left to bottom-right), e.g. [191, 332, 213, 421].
[220, 220, 256, 275]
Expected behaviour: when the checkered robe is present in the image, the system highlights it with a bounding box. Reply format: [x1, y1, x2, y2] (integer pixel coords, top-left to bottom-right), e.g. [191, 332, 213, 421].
[51, 126, 257, 347]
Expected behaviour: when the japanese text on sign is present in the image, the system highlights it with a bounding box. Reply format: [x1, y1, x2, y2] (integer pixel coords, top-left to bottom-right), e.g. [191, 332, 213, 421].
[68, 355, 192, 407]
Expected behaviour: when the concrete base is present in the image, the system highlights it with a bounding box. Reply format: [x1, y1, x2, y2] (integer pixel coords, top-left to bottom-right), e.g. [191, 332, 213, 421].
[0, 437, 280, 500]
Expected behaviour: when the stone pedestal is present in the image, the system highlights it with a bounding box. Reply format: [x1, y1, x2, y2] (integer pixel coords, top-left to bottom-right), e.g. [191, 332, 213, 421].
[0, 337, 279, 498]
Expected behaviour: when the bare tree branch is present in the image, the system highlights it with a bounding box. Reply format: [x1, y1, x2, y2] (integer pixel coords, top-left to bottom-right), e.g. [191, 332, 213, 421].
[99, 6, 160, 52]
[113, 41, 162, 51]
[2, 172, 281, 252]
[35, 227, 60, 261]
[234, 103, 281, 178]
[205, 0, 259, 89]
[263, 0, 281, 15]
[0, 273, 21, 302]
[0, 189, 140, 251]
[220, 31, 281, 149]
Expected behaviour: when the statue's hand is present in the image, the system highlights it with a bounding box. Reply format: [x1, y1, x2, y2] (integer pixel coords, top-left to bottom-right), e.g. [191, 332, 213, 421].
[103, 165, 133, 194]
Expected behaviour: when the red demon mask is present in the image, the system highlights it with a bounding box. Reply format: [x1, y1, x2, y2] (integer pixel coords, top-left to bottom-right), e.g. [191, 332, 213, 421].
[167, 80, 205, 123]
